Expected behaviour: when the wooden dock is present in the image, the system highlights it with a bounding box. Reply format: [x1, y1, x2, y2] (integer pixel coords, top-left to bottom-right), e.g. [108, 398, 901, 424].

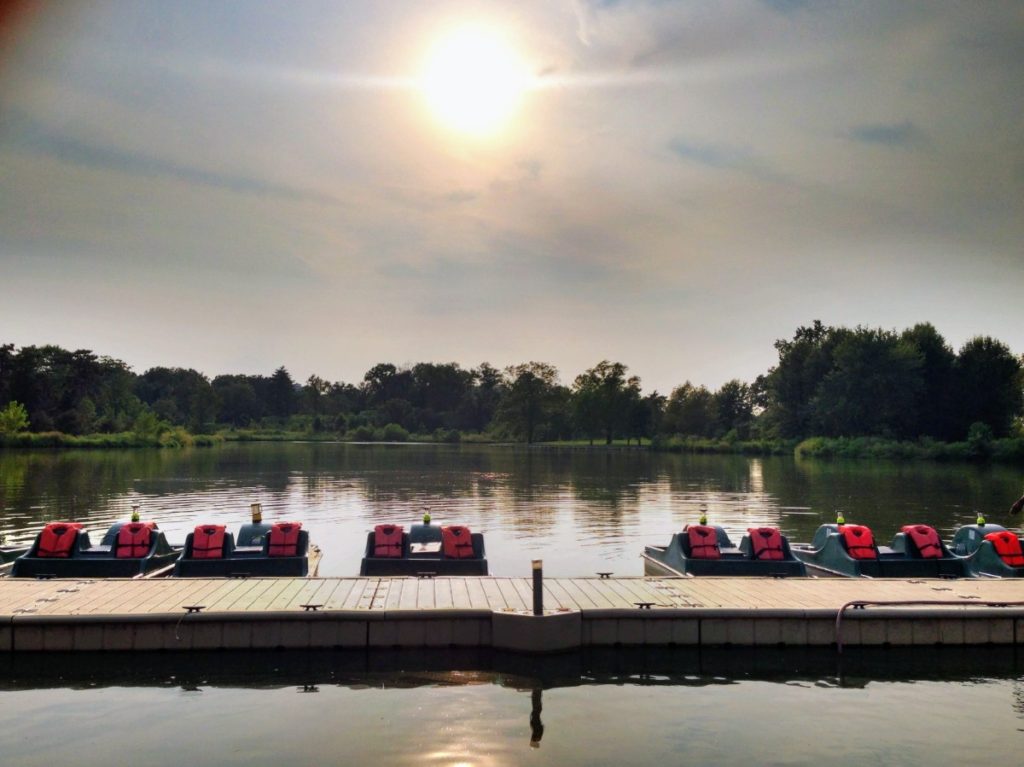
[2, 576, 1023, 652]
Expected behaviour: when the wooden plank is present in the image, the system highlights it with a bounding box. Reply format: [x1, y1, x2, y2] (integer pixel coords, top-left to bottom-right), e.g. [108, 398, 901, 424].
[542, 579, 580, 611]
[398, 578, 420, 610]
[227, 579, 279, 612]
[464, 577, 490, 609]
[323, 579, 359, 610]
[479, 577, 506, 610]
[434, 578, 454, 609]
[557, 579, 598, 609]
[384, 578, 405, 609]
[570, 578, 617, 608]
[495, 578, 527, 611]
[510, 578, 535, 611]
[449, 578, 471, 609]
[416, 579, 436, 609]
[342, 578, 375, 610]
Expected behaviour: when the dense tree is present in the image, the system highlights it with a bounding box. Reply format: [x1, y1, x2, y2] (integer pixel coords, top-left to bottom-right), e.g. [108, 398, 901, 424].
[664, 382, 715, 437]
[573, 361, 641, 444]
[494, 362, 560, 443]
[901, 323, 956, 439]
[712, 380, 753, 439]
[952, 337, 1023, 438]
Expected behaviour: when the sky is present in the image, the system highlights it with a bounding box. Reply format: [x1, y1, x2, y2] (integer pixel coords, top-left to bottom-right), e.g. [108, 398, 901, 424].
[1, 0, 1022, 394]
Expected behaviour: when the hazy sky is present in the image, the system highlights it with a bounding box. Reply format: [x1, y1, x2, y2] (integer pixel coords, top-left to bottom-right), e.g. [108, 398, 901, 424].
[1, 1, 1021, 393]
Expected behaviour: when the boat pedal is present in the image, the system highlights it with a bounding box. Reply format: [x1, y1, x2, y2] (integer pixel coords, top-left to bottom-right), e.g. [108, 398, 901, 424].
[183, 605, 205, 613]
[416, 572, 437, 579]
[300, 604, 323, 612]
[228, 573, 251, 579]
[35, 574, 55, 580]
[597, 572, 613, 579]
[634, 602, 656, 610]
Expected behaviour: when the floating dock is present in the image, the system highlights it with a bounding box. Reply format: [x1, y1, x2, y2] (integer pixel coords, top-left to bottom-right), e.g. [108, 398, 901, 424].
[2, 576, 1023, 652]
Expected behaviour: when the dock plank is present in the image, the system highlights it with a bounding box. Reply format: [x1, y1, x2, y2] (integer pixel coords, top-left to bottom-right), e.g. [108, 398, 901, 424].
[495, 578, 527, 612]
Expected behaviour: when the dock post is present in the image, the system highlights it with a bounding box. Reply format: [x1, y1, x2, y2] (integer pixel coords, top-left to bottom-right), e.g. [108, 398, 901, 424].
[532, 559, 543, 615]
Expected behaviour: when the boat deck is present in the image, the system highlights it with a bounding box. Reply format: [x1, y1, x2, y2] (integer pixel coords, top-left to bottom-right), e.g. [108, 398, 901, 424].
[2, 576, 1022, 652]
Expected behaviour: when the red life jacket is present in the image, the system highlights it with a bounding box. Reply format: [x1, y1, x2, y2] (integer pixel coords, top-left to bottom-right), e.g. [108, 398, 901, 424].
[116, 521, 156, 558]
[374, 524, 403, 558]
[686, 525, 721, 560]
[442, 526, 475, 559]
[747, 527, 784, 560]
[984, 531, 1024, 567]
[37, 522, 83, 558]
[839, 524, 877, 560]
[901, 525, 942, 559]
[268, 522, 302, 557]
[192, 525, 226, 559]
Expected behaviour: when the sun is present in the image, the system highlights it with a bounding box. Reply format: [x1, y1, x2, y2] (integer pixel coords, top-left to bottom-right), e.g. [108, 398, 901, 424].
[419, 25, 529, 137]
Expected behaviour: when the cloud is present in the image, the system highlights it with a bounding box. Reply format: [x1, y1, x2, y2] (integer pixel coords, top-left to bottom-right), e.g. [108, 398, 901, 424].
[669, 139, 785, 183]
[3, 111, 336, 204]
[848, 121, 926, 149]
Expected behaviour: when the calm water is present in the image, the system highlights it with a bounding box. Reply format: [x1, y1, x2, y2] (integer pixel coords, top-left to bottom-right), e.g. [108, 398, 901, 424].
[0, 442, 1020, 576]
[2, 444, 1024, 764]
[1, 648, 1024, 765]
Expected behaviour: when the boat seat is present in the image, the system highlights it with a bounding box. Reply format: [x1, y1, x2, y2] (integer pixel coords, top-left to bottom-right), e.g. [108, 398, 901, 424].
[188, 524, 230, 559]
[115, 521, 157, 558]
[36, 522, 84, 558]
[685, 525, 721, 560]
[373, 525, 404, 558]
[839, 524, 878, 560]
[900, 525, 943, 559]
[442, 525, 475, 559]
[268, 522, 303, 557]
[747, 527, 785, 561]
[985, 531, 1024, 567]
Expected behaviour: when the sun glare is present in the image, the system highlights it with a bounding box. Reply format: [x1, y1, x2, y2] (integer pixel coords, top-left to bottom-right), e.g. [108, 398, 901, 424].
[419, 25, 529, 137]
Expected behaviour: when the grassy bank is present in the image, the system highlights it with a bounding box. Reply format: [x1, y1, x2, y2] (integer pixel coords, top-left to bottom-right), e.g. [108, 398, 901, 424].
[0, 429, 225, 449]
[650, 435, 796, 455]
[794, 436, 1024, 463]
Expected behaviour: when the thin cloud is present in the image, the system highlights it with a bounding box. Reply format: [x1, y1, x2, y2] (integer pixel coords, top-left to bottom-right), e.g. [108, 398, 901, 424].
[848, 121, 927, 149]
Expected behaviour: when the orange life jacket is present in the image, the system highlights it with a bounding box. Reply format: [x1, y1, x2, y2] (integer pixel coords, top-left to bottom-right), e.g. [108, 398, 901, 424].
[442, 526, 475, 559]
[268, 522, 302, 557]
[37, 522, 83, 558]
[984, 531, 1024, 567]
[839, 524, 877, 560]
[116, 521, 156, 558]
[374, 524, 403, 558]
[901, 525, 942, 559]
[192, 525, 226, 559]
[686, 525, 721, 560]
[747, 527, 784, 560]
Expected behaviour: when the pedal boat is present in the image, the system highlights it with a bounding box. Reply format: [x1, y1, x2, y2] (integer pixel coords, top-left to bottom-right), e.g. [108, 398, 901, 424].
[360, 521, 487, 576]
[790, 523, 969, 578]
[11, 520, 179, 578]
[947, 524, 1024, 578]
[173, 521, 317, 577]
[642, 524, 807, 577]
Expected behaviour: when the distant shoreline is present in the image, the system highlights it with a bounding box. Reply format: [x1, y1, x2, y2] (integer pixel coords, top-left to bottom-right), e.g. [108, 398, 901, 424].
[1, 430, 1021, 464]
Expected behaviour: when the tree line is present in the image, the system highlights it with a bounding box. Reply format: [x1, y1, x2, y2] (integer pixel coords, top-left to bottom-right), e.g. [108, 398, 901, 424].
[0, 321, 1020, 445]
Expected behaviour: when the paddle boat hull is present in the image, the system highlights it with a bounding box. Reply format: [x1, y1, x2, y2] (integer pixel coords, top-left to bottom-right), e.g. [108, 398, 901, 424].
[790, 524, 969, 578]
[360, 522, 487, 576]
[11, 521, 180, 578]
[173, 521, 315, 577]
[948, 524, 1024, 578]
[642, 525, 807, 577]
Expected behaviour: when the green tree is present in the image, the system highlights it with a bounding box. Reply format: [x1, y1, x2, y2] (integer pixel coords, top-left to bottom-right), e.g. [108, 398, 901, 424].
[712, 380, 753, 439]
[665, 382, 715, 437]
[572, 360, 641, 444]
[952, 337, 1023, 438]
[495, 362, 560, 443]
[901, 323, 956, 439]
[810, 327, 923, 438]
[0, 400, 29, 434]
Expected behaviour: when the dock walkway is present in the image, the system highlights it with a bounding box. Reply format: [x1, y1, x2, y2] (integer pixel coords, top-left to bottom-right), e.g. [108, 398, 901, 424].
[2, 576, 1022, 652]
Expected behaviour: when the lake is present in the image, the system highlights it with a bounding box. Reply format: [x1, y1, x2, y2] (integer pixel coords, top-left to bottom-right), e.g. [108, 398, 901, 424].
[0, 442, 1020, 576]
[2, 443, 1023, 764]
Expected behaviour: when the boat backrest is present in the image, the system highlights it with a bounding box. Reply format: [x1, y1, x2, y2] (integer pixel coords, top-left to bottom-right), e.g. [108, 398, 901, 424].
[115, 521, 157, 558]
[268, 522, 303, 557]
[839, 524, 878, 560]
[984, 531, 1024, 567]
[747, 527, 785, 560]
[900, 525, 943, 559]
[686, 525, 721, 560]
[36, 522, 84, 558]
[442, 525, 475, 559]
[190, 524, 228, 559]
[374, 524, 404, 558]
